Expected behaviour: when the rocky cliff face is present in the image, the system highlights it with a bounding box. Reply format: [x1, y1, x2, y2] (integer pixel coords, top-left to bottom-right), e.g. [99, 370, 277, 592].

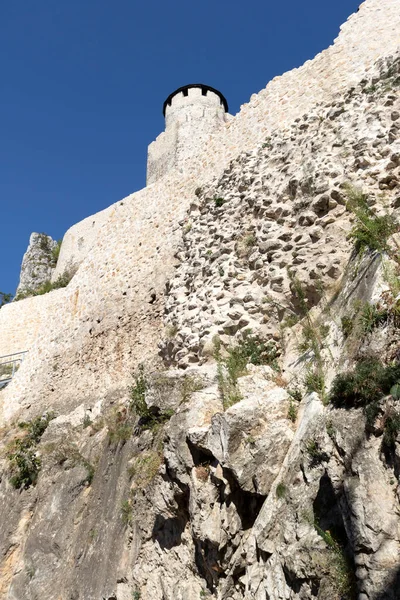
[15, 233, 58, 298]
[0, 13, 399, 600]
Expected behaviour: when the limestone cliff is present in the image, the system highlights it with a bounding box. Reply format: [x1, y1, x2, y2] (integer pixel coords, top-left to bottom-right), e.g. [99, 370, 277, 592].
[15, 233, 58, 298]
[0, 1, 399, 599]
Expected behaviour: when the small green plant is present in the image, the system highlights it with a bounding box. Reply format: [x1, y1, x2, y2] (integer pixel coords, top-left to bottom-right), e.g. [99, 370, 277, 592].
[214, 197, 226, 208]
[288, 273, 309, 317]
[37, 233, 51, 252]
[329, 357, 400, 408]
[6, 412, 55, 489]
[281, 313, 299, 328]
[132, 590, 141, 600]
[180, 375, 204, 403]
[304, 366, 325, 397]
[0, 291, 13, 307]
[288, 388, 302, 403]
[107, 410, 133, 445]
[130, 367, 149, 419]
[121, 499, 133, 526]
[382, 410, 400, 451]
[344, 184, 398, 255]
[306, 439, 329, 467]
[14, 270, 74, 301]
[129, 368, 174, 431]
[128, 451, 162, 490]
[326, 420, 336, 440]
[390, 383, 400, 400]
[341, 315, 353, 339]
[82, 414, 92, 428]
[51, 239, 62, 265]
[214, 333, 280, 410]
[165, 323, 179, 339]
[288, 399, 297, 423]
[276, 483, 287, 499]
[358, 301, 388, 334]
[243, 234, 257, 248]
[313, 522, 357, 599]
[245, 435, 256, 446]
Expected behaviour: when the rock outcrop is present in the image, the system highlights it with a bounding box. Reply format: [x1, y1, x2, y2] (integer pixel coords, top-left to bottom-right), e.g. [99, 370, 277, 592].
[15, 233, 58, 298]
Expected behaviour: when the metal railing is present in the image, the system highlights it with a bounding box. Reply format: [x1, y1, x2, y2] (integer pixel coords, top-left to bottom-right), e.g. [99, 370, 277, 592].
[0, 351, 28, 388]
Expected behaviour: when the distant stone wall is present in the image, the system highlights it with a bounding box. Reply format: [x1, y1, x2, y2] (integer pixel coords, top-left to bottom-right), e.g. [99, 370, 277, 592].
[0, 290, 65, 357]
[52, 205, 114, 280]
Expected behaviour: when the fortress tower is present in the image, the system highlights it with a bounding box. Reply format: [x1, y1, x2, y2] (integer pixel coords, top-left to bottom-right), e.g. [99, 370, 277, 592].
[147, 84, 230, 185]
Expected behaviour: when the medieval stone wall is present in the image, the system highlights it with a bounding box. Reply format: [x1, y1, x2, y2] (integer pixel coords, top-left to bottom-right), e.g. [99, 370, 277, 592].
[0, 0, 399, 423]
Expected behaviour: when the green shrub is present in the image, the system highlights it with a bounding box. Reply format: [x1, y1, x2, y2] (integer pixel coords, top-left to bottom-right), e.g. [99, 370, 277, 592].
[129, 368, 174, 431]
[304, 367, 325, 397]
[214, 333, 280, 409]
[288, 274, 309, 317]
[180, 375, 204, 403]
[0, 292, 13, 307]
[341, 316, 353, 339]
[306, 439, 329, 467]
[314, 523, 357, 599]
[276, 483, 287, 499]
[390, 383, 400, 400]
[330, 357, 400, 408]
[288, 399, 297, 423]
[214, 197, 226, 208]
[37, 233, 51, 252]
[51, 239, 62, 265]
[129, 367, 149, 419]
[382, 410, 400, 451]
[121, 499, 133, 526]
[358, 302, 388, 334]
[14, 271, 74, 301]
[6, 413, 55, 489]
[344, 184, 398, 254]
[128, 451, 162, 489]
[288, 388, 302, 403]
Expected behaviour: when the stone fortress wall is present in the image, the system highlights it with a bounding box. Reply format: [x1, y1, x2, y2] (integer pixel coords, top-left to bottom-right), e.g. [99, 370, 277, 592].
[53, 0, 400, 281]
[0, 0, 399, 421]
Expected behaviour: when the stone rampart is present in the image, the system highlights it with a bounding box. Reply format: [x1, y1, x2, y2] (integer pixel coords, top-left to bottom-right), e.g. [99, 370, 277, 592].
[59, 0, 400, 280]
[1, 0, 399, 423]
[52, 204, 114, 280]
[0, 289, 65, 357]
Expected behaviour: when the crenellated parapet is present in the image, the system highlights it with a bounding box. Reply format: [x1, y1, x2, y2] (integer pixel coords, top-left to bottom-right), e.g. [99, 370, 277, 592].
[147, 84, 230, 185]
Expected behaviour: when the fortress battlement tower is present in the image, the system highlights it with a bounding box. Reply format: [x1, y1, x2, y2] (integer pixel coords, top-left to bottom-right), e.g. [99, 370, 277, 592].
[147, 83, 229, 185]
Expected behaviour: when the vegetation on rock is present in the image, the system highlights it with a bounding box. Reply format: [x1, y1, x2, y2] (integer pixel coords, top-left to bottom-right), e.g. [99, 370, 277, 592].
[6, 412, 55, 489]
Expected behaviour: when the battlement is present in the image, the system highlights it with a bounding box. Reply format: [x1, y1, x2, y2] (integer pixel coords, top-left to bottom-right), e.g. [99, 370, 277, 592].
[163, 84, 228, 115]
[147, 83, 230, 185]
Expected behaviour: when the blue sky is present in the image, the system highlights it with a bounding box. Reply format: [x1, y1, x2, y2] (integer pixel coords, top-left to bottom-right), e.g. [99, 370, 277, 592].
[0, 0, 361, 294]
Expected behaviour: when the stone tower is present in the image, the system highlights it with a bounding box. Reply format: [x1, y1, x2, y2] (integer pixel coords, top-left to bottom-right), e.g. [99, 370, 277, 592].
[147, 84, 229, 185]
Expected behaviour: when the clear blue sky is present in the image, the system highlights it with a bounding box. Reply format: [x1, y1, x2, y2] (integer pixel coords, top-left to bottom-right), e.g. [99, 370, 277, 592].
[1, 0, 361, 294]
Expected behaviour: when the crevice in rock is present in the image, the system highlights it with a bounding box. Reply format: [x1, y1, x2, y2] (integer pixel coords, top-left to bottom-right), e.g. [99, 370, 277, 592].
[151, 472, 190, 550]
[221, 467, 266, 530]
[187, 438, 217, 467]
[313, 473, 347, 545]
